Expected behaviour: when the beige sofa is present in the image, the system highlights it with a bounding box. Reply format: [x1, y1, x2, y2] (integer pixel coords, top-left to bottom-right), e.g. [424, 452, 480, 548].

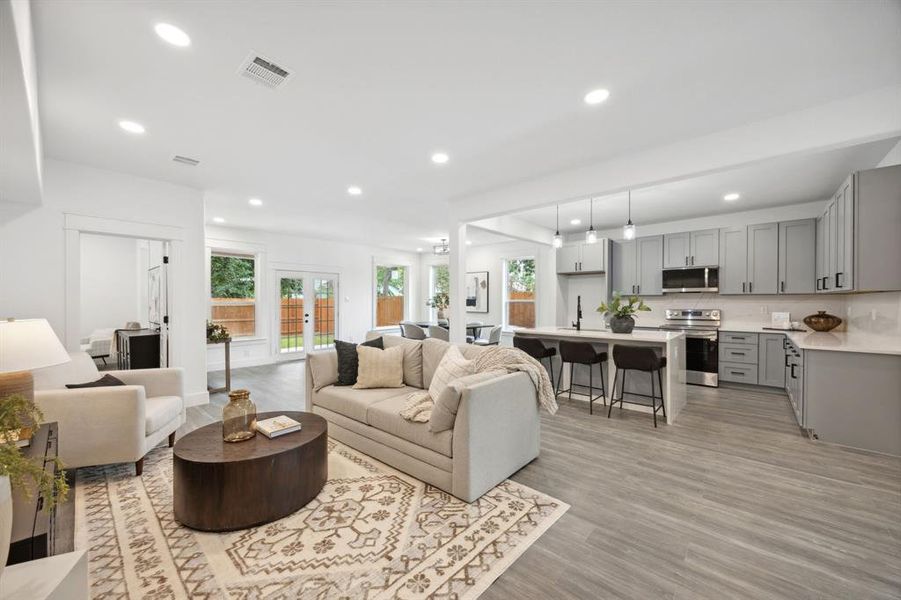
[32, 352, 186, 475]
[305, 336, 540, 502]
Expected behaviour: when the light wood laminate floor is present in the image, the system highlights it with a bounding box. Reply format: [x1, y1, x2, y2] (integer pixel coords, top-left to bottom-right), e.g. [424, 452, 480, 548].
[197, 362, 901, 600]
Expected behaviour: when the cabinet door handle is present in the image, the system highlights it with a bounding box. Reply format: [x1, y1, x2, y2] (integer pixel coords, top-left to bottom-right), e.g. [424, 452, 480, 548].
[691, 255, 695, 265]
[780, 281, 785, 293]
[685, 256, 688, 266]
[637, 285, 640, 294]
[790, 364, 797, 379]
[784, 354, 791, 367]
[742, 282, 745, 293]
[835, 272, 843, 288]
[816, 278, 821, 291]
[748, 281, 753, 293]
[822, 276, 829, 290]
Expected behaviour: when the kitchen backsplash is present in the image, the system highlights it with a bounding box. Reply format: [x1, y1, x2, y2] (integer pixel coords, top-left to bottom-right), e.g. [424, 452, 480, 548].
[845, 291, 901, 335]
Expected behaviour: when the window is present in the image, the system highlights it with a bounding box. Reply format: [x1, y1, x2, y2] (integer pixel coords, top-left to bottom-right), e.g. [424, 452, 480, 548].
[210, 253, 256, 337]
[375, 265, 407, 327]
[428, 263, 449, 317]
[504, 257, 536, 329]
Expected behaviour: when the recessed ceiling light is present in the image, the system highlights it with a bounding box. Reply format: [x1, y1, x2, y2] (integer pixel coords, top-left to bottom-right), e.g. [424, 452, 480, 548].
[584, 88, 610, 105]
[347, 186, 362, 196]
[431, 152, 449, 165]
[118, 120, 145, 134]
[723, 192, 740, 201]
[570, 218, 581, 225]
[154, 23, 191, 47]
[212, 216, 225, 224]
[248, 198, 263, 206]
[465, 240, 472, 245]
[416, 247, 423, 252]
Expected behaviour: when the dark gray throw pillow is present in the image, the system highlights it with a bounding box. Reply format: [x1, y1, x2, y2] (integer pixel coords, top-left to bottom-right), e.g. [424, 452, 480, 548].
[335, 337, 383, 385]
[65, 374, 126, 389]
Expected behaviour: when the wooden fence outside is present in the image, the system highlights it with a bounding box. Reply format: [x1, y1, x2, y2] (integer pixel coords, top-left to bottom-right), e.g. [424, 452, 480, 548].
[507, 290, 535, 329]
[376, 295, 405, 327]
[212, 296, 404, 336]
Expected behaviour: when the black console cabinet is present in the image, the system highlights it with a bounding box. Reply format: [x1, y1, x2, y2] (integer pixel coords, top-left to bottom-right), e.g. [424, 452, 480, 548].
[116, 329, 161, 369]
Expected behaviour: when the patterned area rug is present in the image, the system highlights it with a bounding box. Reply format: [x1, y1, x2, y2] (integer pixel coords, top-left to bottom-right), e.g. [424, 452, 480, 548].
[75, 439, 568, 599]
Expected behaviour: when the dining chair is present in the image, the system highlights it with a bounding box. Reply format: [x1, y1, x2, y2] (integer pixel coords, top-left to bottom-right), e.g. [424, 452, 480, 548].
[473, 325, 502, 346]
[400, 322, 427, 340]
[428, 325, 450, 341]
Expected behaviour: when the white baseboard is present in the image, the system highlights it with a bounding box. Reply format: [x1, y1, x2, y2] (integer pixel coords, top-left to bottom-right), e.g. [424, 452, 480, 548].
[185, 390, 210, 407]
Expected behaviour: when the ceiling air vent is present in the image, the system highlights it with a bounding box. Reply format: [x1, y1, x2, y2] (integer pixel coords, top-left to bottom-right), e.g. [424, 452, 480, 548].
[172, 155, 200, 166]
[238, 52, 293, 89]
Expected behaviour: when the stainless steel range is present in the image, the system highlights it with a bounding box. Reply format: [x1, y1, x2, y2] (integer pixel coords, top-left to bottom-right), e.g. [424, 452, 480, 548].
[660, 309, 721, 387]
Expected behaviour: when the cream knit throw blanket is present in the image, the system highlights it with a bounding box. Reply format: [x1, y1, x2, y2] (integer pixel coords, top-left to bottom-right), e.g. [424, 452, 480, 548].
[401, 346, 559, 423]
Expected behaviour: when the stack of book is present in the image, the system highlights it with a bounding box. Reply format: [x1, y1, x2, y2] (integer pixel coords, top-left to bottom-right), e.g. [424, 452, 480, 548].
[255, 415, 302, 439]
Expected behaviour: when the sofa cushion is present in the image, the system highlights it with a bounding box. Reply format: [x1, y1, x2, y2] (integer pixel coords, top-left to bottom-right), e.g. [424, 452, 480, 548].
[382, 336, 424, 388]
[428, 345, 473, 402]
[314, 384, 417, 424]
[429, 370, 507, 433]
[354, 345, 405, 389]
[367, 394, 453, 457]
[335, 337, 384, 386]
[307, 350, 339, 391]
[33, 352, 100, 391]
[145, 395, 182, 435]
[422, 338, 451, 388]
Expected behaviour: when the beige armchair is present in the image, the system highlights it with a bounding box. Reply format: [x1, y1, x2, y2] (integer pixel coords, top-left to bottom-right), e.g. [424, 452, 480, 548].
[32, 352, 185, 475]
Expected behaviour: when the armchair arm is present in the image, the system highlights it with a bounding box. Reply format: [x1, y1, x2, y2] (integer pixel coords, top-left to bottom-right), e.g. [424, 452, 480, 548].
[451, 372, 540, 502]
[35, 386, 147, 469]
[107, 368, 184, 399]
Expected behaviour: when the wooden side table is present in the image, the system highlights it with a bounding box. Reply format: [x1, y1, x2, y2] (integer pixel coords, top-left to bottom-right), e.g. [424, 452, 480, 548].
[207, 338, 232, 394]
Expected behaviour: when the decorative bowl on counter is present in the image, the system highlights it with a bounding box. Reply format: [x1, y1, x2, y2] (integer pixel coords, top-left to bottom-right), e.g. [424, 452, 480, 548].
[803, 310, 842, 332]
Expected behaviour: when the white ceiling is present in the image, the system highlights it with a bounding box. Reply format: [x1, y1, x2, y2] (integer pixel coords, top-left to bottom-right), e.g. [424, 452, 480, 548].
[32, 1, 901, 251]
[515, 138, 900, 234]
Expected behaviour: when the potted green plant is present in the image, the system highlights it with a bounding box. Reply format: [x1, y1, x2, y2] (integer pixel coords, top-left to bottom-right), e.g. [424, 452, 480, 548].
[596, 292, 651, 334]
[0, 394, 69, 577]
[207, 320, 231, 344]
[426, 292, 450, 320]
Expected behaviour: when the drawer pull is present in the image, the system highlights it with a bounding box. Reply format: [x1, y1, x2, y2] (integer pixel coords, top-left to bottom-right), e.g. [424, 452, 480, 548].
[730, 351, 744, 355]
[730, 371, 745, 376]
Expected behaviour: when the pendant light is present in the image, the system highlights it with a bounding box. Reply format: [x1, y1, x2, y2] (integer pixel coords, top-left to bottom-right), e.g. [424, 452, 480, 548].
[623, 190, 636, 240]
[433, 238, 449, 255]
[552, 205, 563, 248]
[585, 197, 597, 244]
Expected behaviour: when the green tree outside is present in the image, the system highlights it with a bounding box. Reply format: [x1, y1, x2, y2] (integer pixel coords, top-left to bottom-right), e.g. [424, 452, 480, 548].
[211, 256, 254, 297]
[376, 266, 406, 296]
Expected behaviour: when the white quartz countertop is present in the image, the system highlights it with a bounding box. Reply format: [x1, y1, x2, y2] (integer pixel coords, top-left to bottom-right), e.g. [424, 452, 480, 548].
[717, 323, 901, 356]
[514, 327, 684, 343]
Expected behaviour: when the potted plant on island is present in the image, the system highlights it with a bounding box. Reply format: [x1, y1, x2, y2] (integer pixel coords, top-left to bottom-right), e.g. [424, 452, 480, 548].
[426, 292, 450, 321]
[206, 320, 231, 344]
[0, 394, 69, 577]
[597, 292, 651, 334]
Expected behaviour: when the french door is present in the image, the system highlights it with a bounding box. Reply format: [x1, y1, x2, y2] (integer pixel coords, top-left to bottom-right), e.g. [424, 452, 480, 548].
[277, 271, 338, 359]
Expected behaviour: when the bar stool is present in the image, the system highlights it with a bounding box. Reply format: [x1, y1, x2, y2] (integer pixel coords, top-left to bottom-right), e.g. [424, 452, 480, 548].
[608, 345, 667, 427]
[556, 340, 607, 414]
[513, 336, 557, 392]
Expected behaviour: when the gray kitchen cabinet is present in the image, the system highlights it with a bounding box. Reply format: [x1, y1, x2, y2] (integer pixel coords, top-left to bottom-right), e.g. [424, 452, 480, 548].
[747, 222, 778, 294]
[663, 229, 718, 267]
[636, 235, 664, 296]
[556, 244, 581, 274]
[758, 333, 786, 388]
[690, 228, 720, 266]
[778, 219, 816, 294]
[611, 236, 662, 296]
[557, 242, 606, 274]
[610, 240, 637, 295]
[663, 232, 690, 268]
[815, 215, 826, 292]
[580, 242, 606, 272]
[834, 175, 854, 291]
[718, 226, 748, 294]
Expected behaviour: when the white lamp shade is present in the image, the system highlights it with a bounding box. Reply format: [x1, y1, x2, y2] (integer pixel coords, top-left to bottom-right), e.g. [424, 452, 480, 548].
[0, 319, 71, 372]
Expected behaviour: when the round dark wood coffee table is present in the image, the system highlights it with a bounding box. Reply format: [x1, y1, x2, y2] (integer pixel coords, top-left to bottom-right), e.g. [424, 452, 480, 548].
[173, 411, 327, 531]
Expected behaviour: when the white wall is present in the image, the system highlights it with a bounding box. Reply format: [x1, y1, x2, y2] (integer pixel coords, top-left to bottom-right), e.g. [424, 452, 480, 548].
[79, 234, 140, 338]
[204, 226, 421, 370]
[876, 139, 901, 168]
[0, 159, 208, 405]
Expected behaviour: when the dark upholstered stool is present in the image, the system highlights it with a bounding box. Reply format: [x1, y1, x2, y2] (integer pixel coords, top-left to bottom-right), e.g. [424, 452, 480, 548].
[513, 336, 557, 392]
[556, 340, 608, 414]
[608, 345, 667, 427]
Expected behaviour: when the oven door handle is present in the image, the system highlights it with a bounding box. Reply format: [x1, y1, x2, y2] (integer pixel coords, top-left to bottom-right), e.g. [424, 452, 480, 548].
[685, 332, 718, 341]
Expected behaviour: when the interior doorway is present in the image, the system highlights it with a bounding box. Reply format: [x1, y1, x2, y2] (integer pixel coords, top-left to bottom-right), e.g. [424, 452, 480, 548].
[276, 271, 338, 360]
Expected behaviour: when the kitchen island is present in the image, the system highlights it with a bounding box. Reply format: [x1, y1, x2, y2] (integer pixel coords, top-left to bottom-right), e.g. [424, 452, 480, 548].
[515, 327, 687, 424]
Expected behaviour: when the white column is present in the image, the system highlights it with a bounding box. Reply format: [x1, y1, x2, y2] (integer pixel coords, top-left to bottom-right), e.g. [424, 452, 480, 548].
[448, 221, 468, 344]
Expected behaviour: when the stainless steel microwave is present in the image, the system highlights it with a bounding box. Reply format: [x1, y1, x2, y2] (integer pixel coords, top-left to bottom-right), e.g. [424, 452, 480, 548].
[662, 267, 719, 293]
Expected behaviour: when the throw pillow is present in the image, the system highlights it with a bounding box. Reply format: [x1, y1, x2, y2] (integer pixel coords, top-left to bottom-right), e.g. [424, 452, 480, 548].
[308, 351, 338, 391]
[421, 337, 451, 388]
[65, 374, 126, 389]
[354, 345, 405, 389]
[429, 370, 506, 432]
[382, 336, 424, 388]
[335, 337, 383, 386]
[427, 345, 473, 403]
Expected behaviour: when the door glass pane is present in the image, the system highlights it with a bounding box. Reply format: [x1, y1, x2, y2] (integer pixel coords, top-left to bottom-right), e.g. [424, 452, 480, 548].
[314, 278, 336, 350]
[280, 277, 304, 353]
